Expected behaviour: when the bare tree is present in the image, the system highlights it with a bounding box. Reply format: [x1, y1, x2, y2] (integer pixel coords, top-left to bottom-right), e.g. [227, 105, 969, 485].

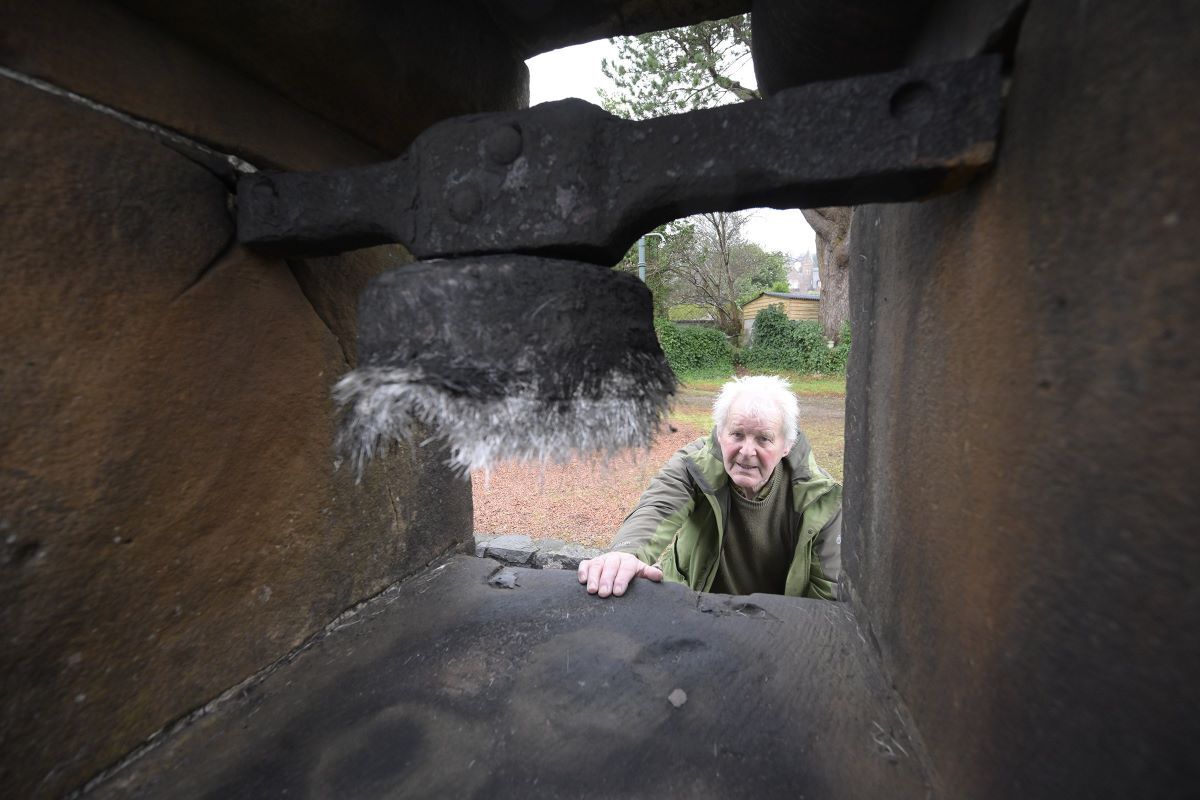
[801, 207, 852, 342]
[662, 211, 754, 337]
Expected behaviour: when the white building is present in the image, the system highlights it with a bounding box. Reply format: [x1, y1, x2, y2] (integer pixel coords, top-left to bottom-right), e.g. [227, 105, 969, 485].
[786, 252, 819, 293]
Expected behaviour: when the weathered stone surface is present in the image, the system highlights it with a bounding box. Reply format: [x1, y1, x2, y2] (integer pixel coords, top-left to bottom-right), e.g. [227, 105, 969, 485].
[93, 0, 755, 153]
[485, 0, 750, 56]
[534, 542, 601, 571]
[486, 567, 521, 589]
[87, 556, 933, 799]
[112, 0, 530, 155]
[285, 246, 415, 365]
[843, 1, 1200, 797]
[751, 0, 933, 93]
[483, 534, 538, 566]
[473, 535, 600, 570]
[0, 78, 470, 798]
[2, 0, 760, 164]
[7, 3, 1194, 799]
[0, 0, 383, 171]
[472, 533, 495, 558]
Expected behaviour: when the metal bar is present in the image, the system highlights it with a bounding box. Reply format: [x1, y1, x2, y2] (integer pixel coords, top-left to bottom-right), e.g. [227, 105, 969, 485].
[237, 56, 1002, 263]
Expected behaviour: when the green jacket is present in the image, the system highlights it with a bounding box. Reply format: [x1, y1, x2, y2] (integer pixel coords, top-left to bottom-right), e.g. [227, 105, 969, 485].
[612, 431, 843, 600]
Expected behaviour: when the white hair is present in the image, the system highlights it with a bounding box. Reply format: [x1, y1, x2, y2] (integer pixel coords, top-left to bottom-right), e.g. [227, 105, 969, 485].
[711, 375, 799, 448]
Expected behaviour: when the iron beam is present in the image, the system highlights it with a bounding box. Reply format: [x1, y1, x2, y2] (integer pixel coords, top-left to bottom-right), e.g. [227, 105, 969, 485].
[237, 56, 1002, 263]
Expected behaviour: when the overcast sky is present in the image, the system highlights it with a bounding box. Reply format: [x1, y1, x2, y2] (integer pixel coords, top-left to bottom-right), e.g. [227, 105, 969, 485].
[525, 42, 817, 259]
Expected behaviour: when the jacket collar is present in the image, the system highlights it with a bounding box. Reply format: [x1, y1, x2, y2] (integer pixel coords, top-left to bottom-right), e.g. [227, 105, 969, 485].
[782, 431, 814, 481]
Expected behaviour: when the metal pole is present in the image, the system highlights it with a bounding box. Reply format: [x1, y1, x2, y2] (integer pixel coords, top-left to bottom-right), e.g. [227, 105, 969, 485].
[639, 232, 665, 282]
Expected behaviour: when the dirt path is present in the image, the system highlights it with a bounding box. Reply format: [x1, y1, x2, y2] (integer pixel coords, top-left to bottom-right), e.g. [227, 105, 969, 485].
[471, 386, 845, 550]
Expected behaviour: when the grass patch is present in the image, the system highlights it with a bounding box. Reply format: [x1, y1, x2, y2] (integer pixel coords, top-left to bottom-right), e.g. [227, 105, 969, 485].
[667, 304, 712, 321]
[800, 415, 845, 483]
[667, 409, 714, 428]
[672, 369, 846, 398]
[781, 374, 846, 397]
[674, 367, 735, 392]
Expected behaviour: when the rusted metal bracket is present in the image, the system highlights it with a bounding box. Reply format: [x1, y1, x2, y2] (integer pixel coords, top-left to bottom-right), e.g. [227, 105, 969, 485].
[237, 56, 1002, 263]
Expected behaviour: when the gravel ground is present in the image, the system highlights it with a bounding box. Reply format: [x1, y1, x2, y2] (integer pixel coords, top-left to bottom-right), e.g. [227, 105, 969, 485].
[471, 387, 845, 550]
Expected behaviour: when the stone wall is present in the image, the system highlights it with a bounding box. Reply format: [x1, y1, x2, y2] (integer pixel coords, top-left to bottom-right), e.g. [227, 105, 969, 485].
[0, 2, 767, 793]
[0, 1, 528, 794]
[7, 0, 1195, 796]
[843, 1, 1200, 796]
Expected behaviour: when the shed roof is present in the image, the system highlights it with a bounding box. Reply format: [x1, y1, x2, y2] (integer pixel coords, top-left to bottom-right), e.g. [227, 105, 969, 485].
[742, 291, 821, 305]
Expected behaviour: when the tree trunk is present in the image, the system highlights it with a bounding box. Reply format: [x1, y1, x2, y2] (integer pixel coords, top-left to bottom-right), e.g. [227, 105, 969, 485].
[802, 207, 852, 342]
[707, 212, 745, 338]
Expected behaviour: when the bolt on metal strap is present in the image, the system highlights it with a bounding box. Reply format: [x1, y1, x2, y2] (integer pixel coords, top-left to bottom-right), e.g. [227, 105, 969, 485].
[236, 56, 1003, 263]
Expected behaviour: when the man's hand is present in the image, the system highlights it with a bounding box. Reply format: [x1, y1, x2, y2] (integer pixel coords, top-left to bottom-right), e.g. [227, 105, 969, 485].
[578, 552, 663, 598]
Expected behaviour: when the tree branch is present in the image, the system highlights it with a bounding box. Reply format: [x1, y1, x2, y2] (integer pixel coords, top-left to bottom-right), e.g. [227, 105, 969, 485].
[706, 65, 760, 101]
[801, 207, 851, 242]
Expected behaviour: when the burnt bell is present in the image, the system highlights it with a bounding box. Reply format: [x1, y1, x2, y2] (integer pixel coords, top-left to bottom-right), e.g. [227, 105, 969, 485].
[334, 255, 676, 476]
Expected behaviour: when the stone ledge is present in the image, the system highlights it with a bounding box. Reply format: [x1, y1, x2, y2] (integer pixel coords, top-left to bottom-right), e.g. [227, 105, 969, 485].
[473, 533, 601, 571]
[88, 555, 932, 799]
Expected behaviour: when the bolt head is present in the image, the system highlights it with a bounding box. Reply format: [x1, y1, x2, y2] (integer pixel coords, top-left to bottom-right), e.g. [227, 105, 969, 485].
[449, 184, 482, 222]
[251, 178, 277, 198]
[889, 81, 936, 126]
[484, 124, 523, 165]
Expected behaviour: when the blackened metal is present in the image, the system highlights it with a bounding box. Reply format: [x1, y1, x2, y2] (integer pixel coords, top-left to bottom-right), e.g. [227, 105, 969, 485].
[238, 56, 1002, 263]
[335, 255, 677, 473]
[237, 160, 415, 256]
[355, 256, 672, 402]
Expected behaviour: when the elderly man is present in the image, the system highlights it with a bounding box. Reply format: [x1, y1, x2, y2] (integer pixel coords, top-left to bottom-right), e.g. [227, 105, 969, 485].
[578, 375, 842, 600]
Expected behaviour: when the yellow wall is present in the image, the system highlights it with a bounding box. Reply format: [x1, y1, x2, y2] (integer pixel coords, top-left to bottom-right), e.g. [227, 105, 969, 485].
[742, 296, 820, 322]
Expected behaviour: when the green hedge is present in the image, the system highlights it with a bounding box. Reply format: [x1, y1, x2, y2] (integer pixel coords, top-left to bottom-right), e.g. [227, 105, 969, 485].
[742, 306, 850, 374]
[654, 319, 733, 374]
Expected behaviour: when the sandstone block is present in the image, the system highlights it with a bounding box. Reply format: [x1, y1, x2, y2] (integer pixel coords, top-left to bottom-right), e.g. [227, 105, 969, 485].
[0, 78, 470, 798]
[484, 535, 537, 566]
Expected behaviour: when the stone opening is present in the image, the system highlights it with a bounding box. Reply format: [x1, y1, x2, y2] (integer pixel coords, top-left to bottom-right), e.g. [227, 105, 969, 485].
[3, 1, 1195, 798]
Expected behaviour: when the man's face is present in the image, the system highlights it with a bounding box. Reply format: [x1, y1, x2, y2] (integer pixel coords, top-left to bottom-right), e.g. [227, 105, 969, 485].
[718, 397, 789, 497]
